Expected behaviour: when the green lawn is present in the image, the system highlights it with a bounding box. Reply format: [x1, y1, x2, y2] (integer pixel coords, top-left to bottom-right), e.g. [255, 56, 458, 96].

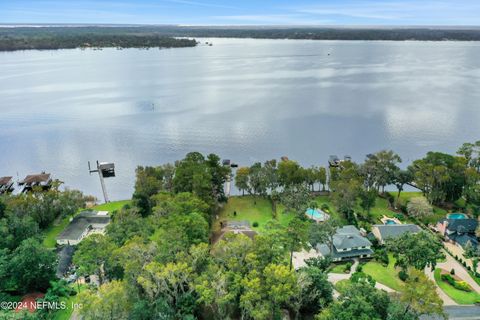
[42, 200, 131, 248]
[335, 279, 351, 294]
[434, 269, 480, 305]
[43, 214, 77, 248]
[388, 191, 448, 225]
[329, 262, 350, 274]
[368, 197, 397, 222]
[92, 200, 131, 212]
[312, 196, 348, 224]
[218, 196, 294, 232]
[363, 254, 404, 291]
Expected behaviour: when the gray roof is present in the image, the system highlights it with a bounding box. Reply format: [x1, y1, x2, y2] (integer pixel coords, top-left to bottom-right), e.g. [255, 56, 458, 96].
[316, 243, 374, 259]
[316, 225, 372, 252]
[57, 211, 110, 241]
[451, 234, 478, 248]
[445, 219, 478, 233]
[373, 224, 421, 240]
[333, 234, 371, 250]
[337, 225, 362, 236]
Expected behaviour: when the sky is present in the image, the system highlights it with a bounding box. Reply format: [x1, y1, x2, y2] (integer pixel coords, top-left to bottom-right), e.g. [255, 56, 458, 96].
[0, 0, 479, 26]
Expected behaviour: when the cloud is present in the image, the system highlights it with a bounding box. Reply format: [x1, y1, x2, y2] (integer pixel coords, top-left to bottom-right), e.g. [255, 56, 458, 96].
[211, 14, 332, 25]
[293, 0, 480, 25]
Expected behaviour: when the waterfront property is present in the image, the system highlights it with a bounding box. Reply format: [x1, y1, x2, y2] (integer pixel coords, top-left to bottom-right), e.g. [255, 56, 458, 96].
[316, 225, 374, 262]
[57, 210, 110, 246]
[18, 172, 52, 193]
[0, 176, 14, 194]
[436, 217, 478, 249]
[371, 224, 421, 245]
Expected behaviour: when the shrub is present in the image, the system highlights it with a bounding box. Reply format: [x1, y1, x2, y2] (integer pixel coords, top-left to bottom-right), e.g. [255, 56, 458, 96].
[252, 222, 259, 228]
[441, 274, 455, 286]
[321, 203, 330, 212]
[398, 270, 409, 282]
[357, 263, 363, 272]
[375, 249, 389, 266]
[454, 281, 472, 292]
[407, 197, 433, 219]
[344, 262, 353, 273]
[394, 213, 405, 221]
[450, 269, 455, 275]
[441, 274, 472, 292]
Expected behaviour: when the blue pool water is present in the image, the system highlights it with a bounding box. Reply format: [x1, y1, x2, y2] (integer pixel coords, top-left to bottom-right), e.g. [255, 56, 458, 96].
[447, 213, 467, 219]
[385, 219, 397, 225]
[306, 208, 326, 220]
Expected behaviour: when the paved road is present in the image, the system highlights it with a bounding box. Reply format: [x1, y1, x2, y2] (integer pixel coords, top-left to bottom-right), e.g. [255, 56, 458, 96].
[421, 305, 480, 320]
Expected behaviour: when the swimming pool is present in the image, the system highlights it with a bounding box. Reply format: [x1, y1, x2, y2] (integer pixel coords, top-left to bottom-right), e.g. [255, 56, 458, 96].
[385, 219, 397, 225]
[447, 213, 467, 219]
[306, 208, 329, 221]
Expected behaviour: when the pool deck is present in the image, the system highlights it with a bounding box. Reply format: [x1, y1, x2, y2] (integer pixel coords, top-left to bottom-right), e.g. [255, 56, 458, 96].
[380, 215, 402, 225]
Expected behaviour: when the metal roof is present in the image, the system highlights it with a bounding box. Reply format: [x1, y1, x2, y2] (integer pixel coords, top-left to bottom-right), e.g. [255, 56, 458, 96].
[373, 224, 421, 240]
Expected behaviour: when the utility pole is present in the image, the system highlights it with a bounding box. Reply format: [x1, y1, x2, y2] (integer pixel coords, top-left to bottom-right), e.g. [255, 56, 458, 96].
[88, 161, 115, 203]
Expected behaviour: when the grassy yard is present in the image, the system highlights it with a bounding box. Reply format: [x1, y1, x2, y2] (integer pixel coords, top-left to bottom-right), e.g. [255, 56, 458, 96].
[42, 200, 132, 248]
[434, 269, 480, 305]
[335, 279, 351, 294]
[218, 196, 294, 232]
[329, 262, 351, 274]
[363, 254, 404, 291]
[92, 200, 131, 212]
[312, 196, 348, 224]
[368, 197, 397, 222]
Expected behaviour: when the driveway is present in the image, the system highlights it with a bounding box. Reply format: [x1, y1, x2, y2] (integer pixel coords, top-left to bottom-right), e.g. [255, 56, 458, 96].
[425, 266, 458, 306]
[437, 251, 480, 293]
[425, 249, 480, 306]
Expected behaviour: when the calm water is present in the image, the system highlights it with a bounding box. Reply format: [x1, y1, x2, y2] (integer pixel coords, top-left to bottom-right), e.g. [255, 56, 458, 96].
[1, 38, 480, 200]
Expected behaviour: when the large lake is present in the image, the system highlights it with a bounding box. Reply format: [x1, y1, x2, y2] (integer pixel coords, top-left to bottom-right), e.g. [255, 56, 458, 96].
[1, 38, 480, 200]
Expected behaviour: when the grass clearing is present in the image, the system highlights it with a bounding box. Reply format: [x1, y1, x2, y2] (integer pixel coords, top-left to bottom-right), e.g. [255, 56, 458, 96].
[218, 196, 294, 233]
[434, 269, 480, 305]
[92, 200, 132, 212]
[329, 262, 350, 274]
[335, 279, 351, 294]
[363, 254, 404, 291]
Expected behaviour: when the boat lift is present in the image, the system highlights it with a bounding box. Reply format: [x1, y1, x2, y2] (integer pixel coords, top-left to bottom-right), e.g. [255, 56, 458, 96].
[88, 161, 115, 203]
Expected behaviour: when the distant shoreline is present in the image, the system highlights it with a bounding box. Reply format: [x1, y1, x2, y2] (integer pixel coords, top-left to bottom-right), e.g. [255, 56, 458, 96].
[1, 25, 480, 51]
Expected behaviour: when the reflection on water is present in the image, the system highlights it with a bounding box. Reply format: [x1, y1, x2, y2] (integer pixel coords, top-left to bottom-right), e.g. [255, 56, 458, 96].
[0, 39, 480, 200]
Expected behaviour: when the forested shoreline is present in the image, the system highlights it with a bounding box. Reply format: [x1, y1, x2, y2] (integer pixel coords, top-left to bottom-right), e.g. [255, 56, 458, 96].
[1, 25, 480, 51]
[1, 142, 480, 319]
[0, 28, 197, 51]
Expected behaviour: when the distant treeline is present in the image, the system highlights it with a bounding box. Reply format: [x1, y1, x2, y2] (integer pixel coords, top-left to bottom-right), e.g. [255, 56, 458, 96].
[2, 26, 480, 51]
[0, 27, 198, 51]
[160, 26, 480, 41]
